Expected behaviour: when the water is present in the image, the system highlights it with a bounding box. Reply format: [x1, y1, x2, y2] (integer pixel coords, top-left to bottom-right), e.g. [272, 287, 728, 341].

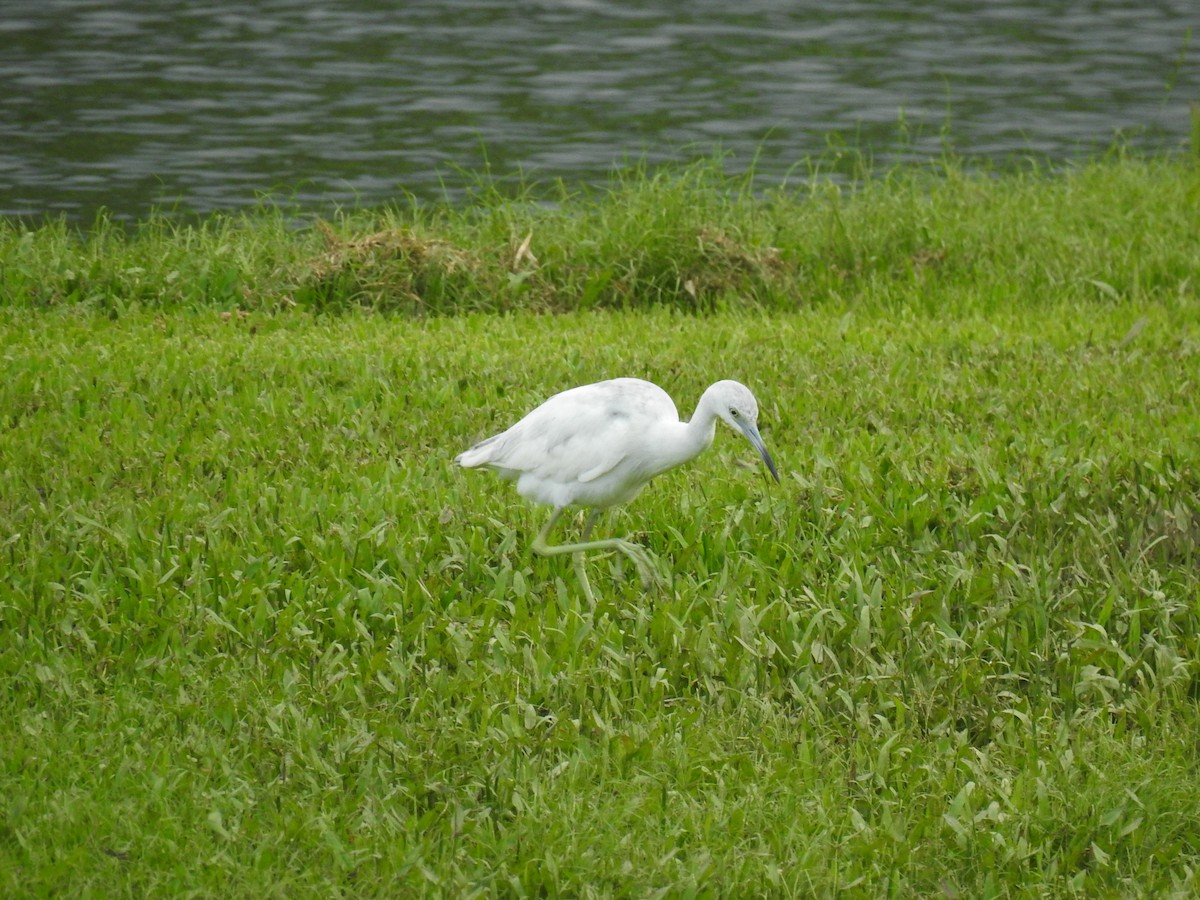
[1, 0, 1196, 222]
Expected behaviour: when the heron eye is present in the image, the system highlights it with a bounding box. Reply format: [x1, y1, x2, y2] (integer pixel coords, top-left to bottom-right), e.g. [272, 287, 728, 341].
[729, 407, 739, 418]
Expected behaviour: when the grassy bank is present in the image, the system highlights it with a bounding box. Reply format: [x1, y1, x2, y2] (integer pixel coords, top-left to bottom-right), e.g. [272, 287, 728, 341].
[2, 158, 1200, 895]
[3, 152, 1199, 315]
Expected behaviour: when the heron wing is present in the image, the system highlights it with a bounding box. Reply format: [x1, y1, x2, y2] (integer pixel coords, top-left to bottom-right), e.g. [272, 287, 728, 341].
[463, 378, 676, 485]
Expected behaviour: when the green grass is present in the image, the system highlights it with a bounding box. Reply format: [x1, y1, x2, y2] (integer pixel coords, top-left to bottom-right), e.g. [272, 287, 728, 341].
[2, 156, 1200, 896]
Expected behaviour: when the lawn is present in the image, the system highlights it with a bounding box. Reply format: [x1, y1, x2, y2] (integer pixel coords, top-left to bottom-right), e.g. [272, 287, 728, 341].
[2, 156, 1199, 896]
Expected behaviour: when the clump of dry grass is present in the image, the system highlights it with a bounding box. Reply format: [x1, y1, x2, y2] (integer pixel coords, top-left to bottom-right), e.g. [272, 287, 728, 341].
[681, 225, 792, 302]
[299, 221, 489, 313]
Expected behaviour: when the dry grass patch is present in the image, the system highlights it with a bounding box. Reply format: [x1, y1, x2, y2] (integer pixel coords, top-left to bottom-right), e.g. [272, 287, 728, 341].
[301, 221, 489, 312]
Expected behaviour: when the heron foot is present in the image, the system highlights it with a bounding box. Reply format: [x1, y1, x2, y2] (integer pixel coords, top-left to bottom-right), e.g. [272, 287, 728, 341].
[612, 539, 658, 589]
[571, 542, 656, 599]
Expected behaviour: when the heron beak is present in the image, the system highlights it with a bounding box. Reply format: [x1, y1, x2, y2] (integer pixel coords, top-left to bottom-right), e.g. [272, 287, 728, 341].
[738, 420, 780, 484]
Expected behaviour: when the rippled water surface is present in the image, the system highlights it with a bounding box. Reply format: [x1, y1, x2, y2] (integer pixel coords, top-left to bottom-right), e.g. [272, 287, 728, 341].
[1, 1, 1196, 220]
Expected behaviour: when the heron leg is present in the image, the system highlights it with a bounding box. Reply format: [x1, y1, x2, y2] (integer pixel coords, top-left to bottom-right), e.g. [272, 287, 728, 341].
[574, 510, 600, 604]
[531, 508, 656, 596]
[530, 508, 594, 602]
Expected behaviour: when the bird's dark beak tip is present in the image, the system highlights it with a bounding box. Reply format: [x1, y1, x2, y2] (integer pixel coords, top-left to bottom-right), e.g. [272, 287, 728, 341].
[761, 451, 780, 484]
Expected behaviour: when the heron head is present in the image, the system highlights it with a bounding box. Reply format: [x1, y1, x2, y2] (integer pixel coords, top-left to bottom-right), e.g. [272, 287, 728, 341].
[709, 380, 780, 483]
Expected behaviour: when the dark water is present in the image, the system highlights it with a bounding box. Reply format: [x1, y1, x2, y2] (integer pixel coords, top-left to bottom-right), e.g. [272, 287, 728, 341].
[1, 0, 1196, 222]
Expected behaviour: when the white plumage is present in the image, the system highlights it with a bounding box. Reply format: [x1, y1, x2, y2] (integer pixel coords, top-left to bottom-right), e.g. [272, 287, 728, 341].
[456, 377, 779, 600]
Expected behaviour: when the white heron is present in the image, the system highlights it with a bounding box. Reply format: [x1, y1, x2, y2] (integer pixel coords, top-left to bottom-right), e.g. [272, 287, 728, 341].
[455, 377, 779, 602]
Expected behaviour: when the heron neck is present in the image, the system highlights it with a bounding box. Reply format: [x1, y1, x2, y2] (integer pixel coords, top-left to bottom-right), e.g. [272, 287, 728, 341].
[670, 393, 719, 468]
